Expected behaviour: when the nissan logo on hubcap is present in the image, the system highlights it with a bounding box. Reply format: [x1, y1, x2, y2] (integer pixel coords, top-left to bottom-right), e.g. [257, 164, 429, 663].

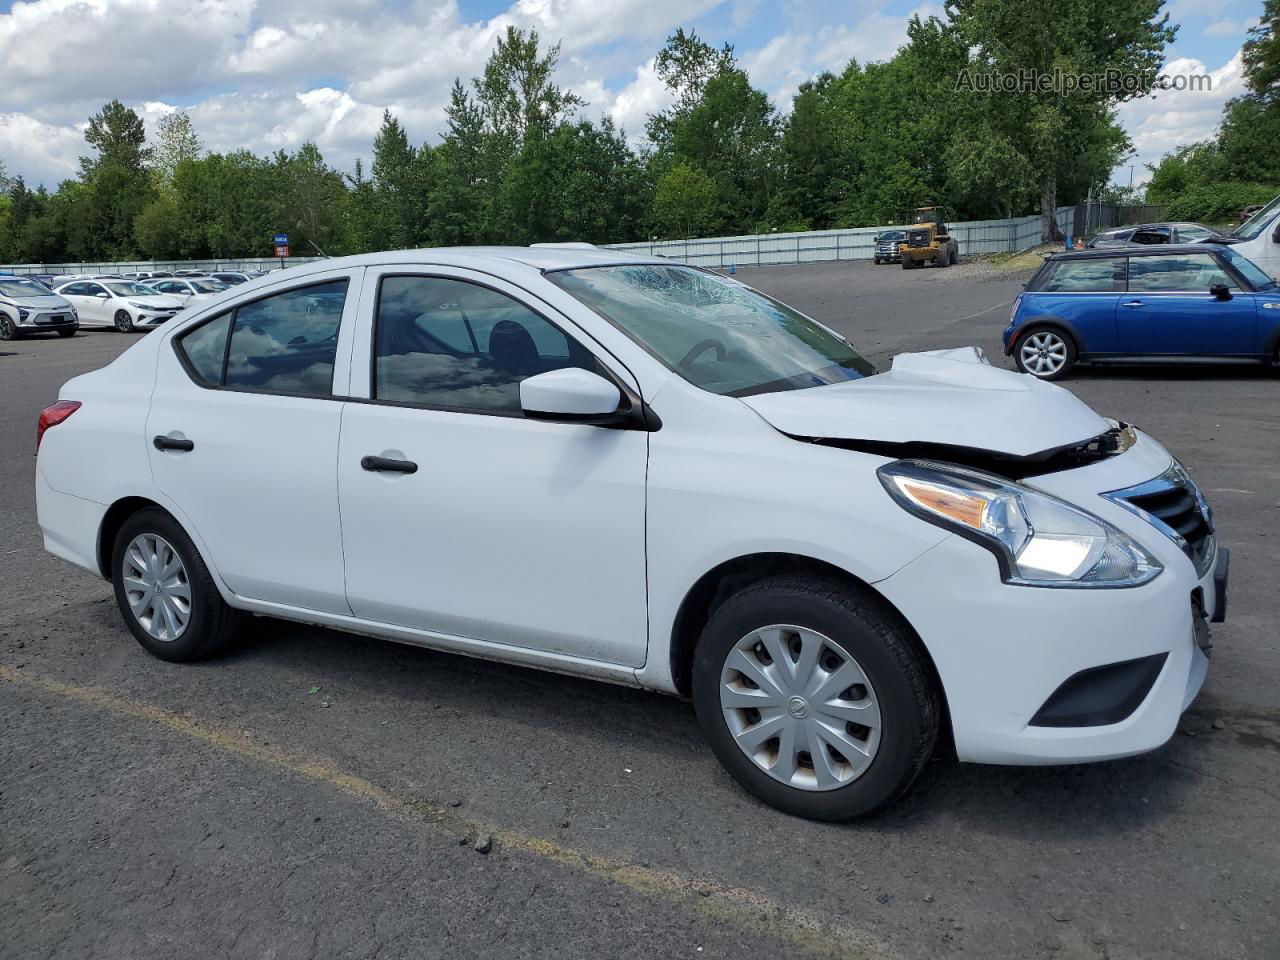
[787, 696, 809, 719]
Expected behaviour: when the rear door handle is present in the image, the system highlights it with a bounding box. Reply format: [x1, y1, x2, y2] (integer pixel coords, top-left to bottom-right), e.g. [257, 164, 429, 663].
[1121, 300, 1145, 308]
[153, 435, 194, 452]
[361, 455, 418, 474]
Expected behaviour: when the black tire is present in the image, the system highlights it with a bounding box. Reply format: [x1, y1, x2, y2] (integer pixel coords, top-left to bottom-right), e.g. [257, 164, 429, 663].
[111, 507, 241, 662]
[0, 313, 17, 340]
[57, 328, 77, 338]
[1013, 326, 1078, 381]
[949, 244, 960, 266]
[901, 256, 913, 270]
[692, 575, 940, 821]
[114, 310, 135, 333]
[873, 257, 881, 265]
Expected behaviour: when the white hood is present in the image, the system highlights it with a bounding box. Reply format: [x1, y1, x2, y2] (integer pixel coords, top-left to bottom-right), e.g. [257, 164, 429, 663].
[740, 347, 1111, 458]
[130, 294, 186, 308]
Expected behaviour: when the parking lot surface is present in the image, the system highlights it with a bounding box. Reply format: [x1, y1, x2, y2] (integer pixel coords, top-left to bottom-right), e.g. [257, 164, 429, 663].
[2, 259, 1278, 959]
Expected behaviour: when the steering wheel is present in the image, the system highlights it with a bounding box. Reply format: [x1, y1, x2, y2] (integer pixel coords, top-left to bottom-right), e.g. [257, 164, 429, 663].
[677, 338, 727, 371]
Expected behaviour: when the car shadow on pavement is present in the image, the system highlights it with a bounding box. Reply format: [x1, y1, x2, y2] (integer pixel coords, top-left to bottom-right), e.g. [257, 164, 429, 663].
[219, 616, 1204, 839]
[1069, 363, 1277, 382]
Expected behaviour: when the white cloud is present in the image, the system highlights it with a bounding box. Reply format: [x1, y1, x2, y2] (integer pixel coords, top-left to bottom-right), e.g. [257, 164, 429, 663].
[600, 59, 673, 140]
[0, 113, 84, 184]
[1114, 51, 1245, 184]
[1204, 17, 1256, 36]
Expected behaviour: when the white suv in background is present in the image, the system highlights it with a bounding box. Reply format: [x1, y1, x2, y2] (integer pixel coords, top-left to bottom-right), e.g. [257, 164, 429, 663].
[34, 247, 1227, 820]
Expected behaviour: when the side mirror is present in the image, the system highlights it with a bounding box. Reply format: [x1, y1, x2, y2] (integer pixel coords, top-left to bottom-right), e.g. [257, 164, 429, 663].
[96, 291, 110, 298]
[520, 368, 623, 424]
[1209, 283, 1232, 301]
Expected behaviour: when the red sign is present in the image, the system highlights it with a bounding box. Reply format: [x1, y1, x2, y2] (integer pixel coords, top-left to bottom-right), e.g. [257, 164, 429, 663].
[274, 244, 290, 258]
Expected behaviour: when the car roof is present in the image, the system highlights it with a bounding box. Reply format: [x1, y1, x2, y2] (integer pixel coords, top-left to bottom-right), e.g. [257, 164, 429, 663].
[234, 245, 659, 283]
[1046, 243, 1233, 262]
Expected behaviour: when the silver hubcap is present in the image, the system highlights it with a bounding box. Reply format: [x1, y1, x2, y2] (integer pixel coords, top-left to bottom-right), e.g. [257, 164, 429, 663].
[1019, 331, 1067, 376]
[122, 534, 191, 641]
[720, 624, 881, 792]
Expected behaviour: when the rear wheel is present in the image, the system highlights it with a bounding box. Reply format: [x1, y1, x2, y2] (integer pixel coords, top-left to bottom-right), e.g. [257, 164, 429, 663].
[114, 310, 134, 333]
[1015, 327, 1077, 380]
[692, 575, 939, 821]
[111, 508, 241, 662]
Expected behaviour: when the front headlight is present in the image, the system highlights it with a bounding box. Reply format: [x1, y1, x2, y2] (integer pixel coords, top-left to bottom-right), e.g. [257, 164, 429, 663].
[127, 301, 152, 310]
[878, 460, 1162, 588]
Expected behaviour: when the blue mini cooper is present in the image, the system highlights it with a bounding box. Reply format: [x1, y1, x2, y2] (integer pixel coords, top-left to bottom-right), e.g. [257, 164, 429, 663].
[1003, 244, 1280, 379]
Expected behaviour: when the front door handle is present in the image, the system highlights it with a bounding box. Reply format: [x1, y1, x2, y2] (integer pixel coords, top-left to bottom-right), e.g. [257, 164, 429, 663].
[1121, 300, 1145, 308]
[153, 435, 194, 452]
[361, 455, 418, 474]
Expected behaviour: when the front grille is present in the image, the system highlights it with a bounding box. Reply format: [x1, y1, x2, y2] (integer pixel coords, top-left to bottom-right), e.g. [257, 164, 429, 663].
[1103, 463, 1215, 577]
[907, 228, 930, 247]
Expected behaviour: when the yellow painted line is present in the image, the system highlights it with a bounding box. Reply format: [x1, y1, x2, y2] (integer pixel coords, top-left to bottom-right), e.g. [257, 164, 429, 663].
[0, 665, 890, 960]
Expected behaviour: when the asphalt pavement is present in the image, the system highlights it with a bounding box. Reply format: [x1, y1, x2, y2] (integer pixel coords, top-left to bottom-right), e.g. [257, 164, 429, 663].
[2, 258, 1277, 960]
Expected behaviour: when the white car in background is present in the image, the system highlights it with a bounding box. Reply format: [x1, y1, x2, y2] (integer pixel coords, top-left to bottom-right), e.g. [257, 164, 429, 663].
[146, 277, 228, 304]
[34, 246, 1226, 821]
[0, 275, 78, 339]
[54, 279, 185, 332]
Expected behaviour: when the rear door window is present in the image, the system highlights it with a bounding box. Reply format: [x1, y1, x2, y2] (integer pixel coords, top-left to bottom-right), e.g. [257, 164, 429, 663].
[224, 280, 348, 396]
[173, 280, 349, 395]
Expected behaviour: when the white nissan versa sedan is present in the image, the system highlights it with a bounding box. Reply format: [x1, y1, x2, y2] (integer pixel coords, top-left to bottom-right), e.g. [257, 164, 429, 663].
[35, 246, 1228, 820]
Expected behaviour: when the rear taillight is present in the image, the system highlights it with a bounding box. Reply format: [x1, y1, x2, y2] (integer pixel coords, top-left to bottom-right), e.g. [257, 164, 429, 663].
[36, 400, 80, 454]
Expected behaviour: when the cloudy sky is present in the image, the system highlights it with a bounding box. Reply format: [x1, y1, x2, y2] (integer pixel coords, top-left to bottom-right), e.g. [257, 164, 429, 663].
[0, 0, 1263, 190]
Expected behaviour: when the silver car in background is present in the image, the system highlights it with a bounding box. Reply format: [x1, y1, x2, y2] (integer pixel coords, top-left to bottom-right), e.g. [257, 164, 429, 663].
[0, 276, 78, 340]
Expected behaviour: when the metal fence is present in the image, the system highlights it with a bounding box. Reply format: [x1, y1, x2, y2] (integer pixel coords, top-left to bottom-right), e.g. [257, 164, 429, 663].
[0, 256, 325, 277]
[3, 203, 1159, 276]
[604, 207, 1078, 268]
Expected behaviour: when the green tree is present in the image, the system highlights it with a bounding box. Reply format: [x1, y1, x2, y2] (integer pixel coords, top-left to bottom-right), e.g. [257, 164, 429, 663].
[769, 73, 847, 229]
[428, 80, 496, 245]
[272, 143, 349, 256]
[152, 112, 201, 187]
[647, 28, 736, 146]
[78, 100, 154, 257]
[651, 161, 717, 238]
[501, 118, 647, 243]
[475, 26, 583, 146]
[919, 0, 1175, 239]
[82, 99, 151, 177]
[370, 110, 430, 249]
[1243, 0, 1280, 102]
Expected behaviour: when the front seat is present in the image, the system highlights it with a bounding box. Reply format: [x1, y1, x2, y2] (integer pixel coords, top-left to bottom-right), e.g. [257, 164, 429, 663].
[488, 319, 541, 376]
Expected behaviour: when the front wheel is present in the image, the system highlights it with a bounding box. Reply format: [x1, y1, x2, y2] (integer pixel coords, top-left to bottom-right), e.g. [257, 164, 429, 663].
[1015, 327, 1077, 380]
[901, 256, 913, 270]
[111, 508, 241, 662]
[114, 310, 135, 333]
[57, 328, 77, 338]
[0, 313, 17, 340]
[692, 576, 939, 821]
